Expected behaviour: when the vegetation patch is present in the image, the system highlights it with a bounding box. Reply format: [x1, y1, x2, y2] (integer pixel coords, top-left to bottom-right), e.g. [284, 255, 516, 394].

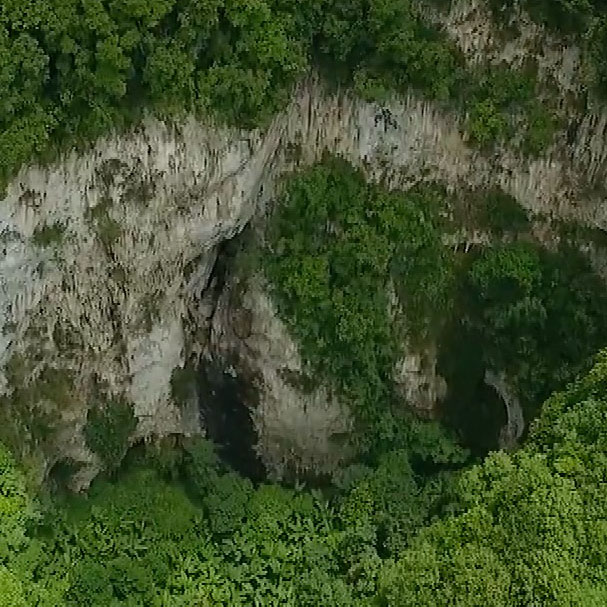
[461, 188, 531, 236]
[0, 357, 74, 458]
[0, 0, 565, 197]
[439, 240, 607, 449]
[170, 366, 198, 408]
[463, 63, 557, 154]
[265, 157, 607, 453]
[264, 156, 461, 454]
[4, 354, 607, 604]
[84, 398, 137, 471]
[31, 222, 66, 247]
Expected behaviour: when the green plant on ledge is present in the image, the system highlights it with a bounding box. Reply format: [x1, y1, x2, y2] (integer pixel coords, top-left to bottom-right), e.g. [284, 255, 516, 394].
[84, 398, 137, 471]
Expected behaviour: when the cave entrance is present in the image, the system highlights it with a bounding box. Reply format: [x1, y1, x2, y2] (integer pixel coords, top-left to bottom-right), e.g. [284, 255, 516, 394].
[437, 325, 507, 455]
[197, 358, 266, 481]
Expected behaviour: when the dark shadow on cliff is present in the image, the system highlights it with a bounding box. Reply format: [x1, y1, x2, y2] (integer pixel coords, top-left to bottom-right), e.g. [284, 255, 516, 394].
[197, 358, 267, 482]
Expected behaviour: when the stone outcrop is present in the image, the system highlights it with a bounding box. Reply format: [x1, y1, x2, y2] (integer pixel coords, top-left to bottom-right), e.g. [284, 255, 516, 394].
[484, 370, 525, 450]
[207, 274, 353, 480]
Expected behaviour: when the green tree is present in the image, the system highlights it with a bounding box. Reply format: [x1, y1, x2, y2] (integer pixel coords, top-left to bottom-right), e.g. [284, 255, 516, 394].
[378, 352, 607, 604]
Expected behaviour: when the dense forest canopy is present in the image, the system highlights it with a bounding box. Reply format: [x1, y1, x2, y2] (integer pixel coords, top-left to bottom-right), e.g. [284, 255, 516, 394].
[3, 154, 607, 604]
[4, 0, 601, 189]
[3, 0, 607, 605]
[265, 159, 607, 452]
[2, 352, 607, 605]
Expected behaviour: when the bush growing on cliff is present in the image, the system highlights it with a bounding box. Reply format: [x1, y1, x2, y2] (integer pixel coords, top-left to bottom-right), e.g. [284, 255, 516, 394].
[84, 398, 137, 470]
[464, 63, 556, 153]
[0, 0, 556, 193]
[439, 239, 607, 450]
[264, 156, 456, 450]
[266, 159, 607, 454]
[466, 242, 607, 409]
[377, 351, 607, 605]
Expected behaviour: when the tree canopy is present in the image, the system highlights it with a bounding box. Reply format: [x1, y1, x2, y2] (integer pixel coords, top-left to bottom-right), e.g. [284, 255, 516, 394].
[2, 350, 607, 604]
[0, 0, 562, 191]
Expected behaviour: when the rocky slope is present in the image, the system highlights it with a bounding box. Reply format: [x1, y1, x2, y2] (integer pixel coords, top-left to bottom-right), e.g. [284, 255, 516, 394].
[2, 3, 607, 487]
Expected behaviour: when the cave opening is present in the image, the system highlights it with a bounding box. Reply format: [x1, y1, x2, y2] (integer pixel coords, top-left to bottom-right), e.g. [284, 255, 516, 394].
[437, 324, 508, 456]
[197, 358, 267, 482]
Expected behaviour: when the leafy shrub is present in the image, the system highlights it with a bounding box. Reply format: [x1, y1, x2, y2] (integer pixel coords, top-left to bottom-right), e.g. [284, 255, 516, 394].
[475, 189, 531, 235]
[316, 0, 463, 101]
[441, 241, 607, 439]
[523, 102, 557, 155]
[264, 157, 455, 448]
[31, 222, 66, 247]
[467, 98, 509, 145]
[0, 444, 34, 562]
[4, 352, 607, 606]
[464, 64, 555, 152]
[0, 0, 560, 195]
[378, 356, 607, 605]
[84, 398, 137, 470]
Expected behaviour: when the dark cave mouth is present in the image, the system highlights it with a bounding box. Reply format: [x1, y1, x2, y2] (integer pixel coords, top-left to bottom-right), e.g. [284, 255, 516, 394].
[437, 325, 511, 456]
[197, 357, 267, 482]
[194, 351, 507, 482]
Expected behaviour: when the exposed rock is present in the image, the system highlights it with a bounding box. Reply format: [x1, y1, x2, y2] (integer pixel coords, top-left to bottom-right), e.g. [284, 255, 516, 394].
[485, 369, 525, 450]
[0, 116, 282, 486]
[393, 347, 448, 419]
[207, 274, 353, 479]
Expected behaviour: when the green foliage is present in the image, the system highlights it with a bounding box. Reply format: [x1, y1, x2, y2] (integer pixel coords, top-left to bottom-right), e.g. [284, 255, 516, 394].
[467, 98, 509, 144]
[377, 354, 607, 604]
[266, 158, 607, 453]
[264, 157, 456, 449]
[31, 222, 66, 247]
[0, 359, 74, 458]
[2, 437, 458, 606]
[0, 0, 308, 190]
[0, 444, 35, 562]
[85, 197, 121, 249]
[84, 398, 137, 470]
[316, 0, 463, 101]
[473, 189, 531, 236]
[440, 240, 607, 449]
[3, 351, 607, 605]
[17, 440, 354, 605]
[523, 102, 558, 155]
[466, 242, 607, 409]
[0, 567, 27, 607]
[0, 0, 560, 193]
[464, 64, 556, 152]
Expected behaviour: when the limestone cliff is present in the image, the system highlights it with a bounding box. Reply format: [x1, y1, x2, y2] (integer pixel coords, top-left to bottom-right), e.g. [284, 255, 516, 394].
[2, 2, 607, 486]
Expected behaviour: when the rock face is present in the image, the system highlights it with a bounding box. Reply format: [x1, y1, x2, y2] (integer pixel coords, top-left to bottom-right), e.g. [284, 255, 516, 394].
[393, 348, 448, 420]
[0, 117, 282, 486]
[484, 370, 525, 451]
[207, 274, 353, 480]
[2, 6, 607, 484]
